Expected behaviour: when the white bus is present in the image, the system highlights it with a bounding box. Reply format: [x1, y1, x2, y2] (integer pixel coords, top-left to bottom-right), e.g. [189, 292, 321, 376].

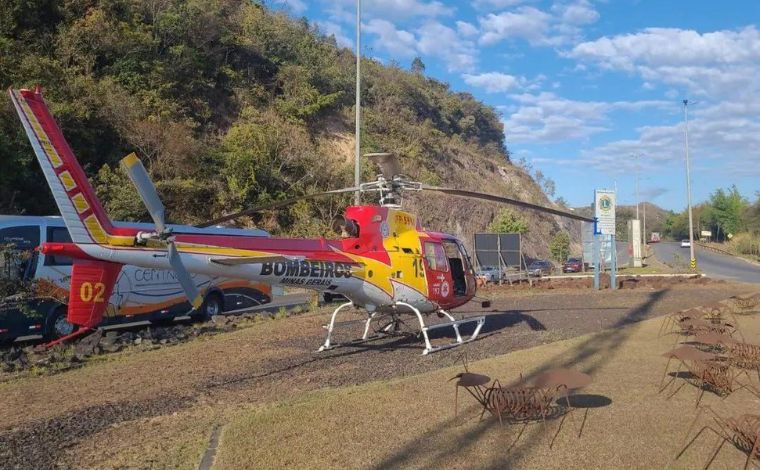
[0, 215, 273, 342]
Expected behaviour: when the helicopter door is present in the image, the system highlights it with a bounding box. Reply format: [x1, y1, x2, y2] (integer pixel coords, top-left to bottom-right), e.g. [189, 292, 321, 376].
[442, 240, 474, 298]
[423, 241, 454, 302]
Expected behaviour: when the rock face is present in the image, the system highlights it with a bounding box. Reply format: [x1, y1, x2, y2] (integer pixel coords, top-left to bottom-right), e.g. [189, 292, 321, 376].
[388, 147, 576, 260]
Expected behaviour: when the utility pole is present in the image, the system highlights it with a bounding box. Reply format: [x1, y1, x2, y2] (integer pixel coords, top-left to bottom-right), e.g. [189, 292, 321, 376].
[353, 0, 362, 205]
[634, 153, 640, 221]
[643, 199, 647, 246]
[683, 99, 696, 269]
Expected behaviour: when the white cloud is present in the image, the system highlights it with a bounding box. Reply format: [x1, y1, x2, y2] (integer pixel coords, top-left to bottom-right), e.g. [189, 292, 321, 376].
[566, 27, 760, 98]
[272, 0, 307, 14]
[478, 1, 599, 46]
[363, 19, 417, 58]
[479, 7, 552, 46]
[503, 92, 669, 143]
[363, 19, 478, 72]
[416, 21, 478, 71]
[473, 0, 530, 10]
[559, 26, 760, 180]
[553, 0, 599, 26]
[318, 21, 353, 48]
[462, 72, 526, 93]
[322, 0, 453, 23]
[456, 20, 478, 37]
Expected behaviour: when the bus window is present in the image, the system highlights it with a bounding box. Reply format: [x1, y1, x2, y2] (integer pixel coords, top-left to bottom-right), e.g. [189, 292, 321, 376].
[44, 227, 73, 266]
[423, 242, 448, 271]
[0, 226, 40, 281]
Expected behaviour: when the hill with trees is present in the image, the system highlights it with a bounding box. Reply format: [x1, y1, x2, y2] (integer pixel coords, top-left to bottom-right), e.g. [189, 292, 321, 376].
[0, 0, 573, 256]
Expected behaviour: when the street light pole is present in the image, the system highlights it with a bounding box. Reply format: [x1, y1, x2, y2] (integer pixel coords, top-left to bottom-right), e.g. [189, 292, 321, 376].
[634, 153, 640, 221]
[683, 99, 696, 268]
[643, 199, 647, 246]
[353, 0, 362, 205]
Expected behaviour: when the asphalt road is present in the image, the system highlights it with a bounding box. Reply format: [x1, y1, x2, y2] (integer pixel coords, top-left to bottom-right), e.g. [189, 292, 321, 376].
[652, 241, 760, 283]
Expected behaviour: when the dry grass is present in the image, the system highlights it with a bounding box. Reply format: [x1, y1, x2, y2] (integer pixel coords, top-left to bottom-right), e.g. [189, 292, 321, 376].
[2, 284, 757, 468]
[215, 314, 760, 470]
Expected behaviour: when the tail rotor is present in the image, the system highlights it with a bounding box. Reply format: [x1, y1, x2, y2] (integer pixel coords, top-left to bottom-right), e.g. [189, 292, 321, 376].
[120, 153, 202, 309]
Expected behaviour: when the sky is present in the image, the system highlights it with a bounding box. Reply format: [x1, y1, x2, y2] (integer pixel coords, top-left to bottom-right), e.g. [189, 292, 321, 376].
[269, 0, 760, 211]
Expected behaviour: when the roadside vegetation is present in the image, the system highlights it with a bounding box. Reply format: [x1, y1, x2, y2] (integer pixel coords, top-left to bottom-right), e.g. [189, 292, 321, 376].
[0, 0, 509, 237]
[665, 186, 760, 261]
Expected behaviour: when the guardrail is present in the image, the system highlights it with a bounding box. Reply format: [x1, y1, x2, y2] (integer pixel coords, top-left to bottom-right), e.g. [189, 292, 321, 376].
[694, 241, 734, 256]
[694, 241, 760, 267]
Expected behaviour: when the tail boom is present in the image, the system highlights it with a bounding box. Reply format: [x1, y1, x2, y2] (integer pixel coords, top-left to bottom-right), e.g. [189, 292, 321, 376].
[9, 87, 132, 246]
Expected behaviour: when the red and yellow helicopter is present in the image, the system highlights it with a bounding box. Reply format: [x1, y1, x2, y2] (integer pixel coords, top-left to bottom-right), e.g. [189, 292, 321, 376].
[9, 87, 592, 354]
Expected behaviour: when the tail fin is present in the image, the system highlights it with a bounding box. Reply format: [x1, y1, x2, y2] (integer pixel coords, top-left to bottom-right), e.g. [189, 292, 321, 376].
[69, 259, 123, 328]
[9, 87, 119, 245]
[39, 243, 123, 328]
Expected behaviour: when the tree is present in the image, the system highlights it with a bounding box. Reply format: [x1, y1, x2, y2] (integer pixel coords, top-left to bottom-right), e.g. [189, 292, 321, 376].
[487, 209, 528, 234]
[411, 56, 425, 74]
[706, 185, 747, 239]
[550, 231, 570, 262]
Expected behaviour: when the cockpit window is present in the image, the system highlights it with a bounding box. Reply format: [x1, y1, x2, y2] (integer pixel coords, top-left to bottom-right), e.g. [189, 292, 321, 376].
[424, 242, 449, 271]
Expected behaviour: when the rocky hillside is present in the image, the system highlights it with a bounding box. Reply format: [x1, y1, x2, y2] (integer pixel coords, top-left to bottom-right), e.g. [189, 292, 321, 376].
[0, 0, 566, 257]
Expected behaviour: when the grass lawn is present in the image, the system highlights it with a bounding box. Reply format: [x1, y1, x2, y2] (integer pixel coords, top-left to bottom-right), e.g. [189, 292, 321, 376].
[215, 313, 760, 469]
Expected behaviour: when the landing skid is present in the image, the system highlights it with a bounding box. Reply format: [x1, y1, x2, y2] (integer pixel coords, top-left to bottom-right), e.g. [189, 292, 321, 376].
[318, 301, 486, 355]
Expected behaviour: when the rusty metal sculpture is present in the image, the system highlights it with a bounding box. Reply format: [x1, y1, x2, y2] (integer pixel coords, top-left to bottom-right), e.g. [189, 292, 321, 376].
[691, 333, 760, 382]
[672, 317, 743, 347]
[676, 406, 760, 470]
[731, 293, 760, 316]
[480, 368, 592, 448]
[659, 308, 703, 337]
[450, 372, 491, 417]
[449, 353, 492, 417]
[660, 346, 759, 407]
[726, 342, 760, 382]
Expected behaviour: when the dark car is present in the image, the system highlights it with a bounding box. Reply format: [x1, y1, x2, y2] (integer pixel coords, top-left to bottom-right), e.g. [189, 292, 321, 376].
[527, 260, 553, 277]
[562, 258, 583, 273]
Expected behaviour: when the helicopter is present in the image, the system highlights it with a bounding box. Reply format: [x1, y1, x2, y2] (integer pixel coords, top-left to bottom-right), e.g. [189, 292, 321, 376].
[9, 87, 593, 354]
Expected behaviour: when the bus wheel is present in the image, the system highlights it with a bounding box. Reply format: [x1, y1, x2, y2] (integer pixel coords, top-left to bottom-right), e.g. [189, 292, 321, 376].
[194, 293, 223, 322]
[45, 307, 77, 340]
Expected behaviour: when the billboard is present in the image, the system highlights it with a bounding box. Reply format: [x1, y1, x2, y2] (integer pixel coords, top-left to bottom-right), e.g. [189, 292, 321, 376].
[594, 189, 616, 235]
[474, 233, 522, 269]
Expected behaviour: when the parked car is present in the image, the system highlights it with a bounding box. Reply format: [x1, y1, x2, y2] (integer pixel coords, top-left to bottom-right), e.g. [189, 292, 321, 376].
[562, 258, 584, 273]
[475, 266, 501, 283]
[680, 239, 691, 248]
[527, 260, 554, 277]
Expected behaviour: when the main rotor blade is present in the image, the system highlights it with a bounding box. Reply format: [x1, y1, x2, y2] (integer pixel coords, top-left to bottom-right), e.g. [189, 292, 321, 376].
[167, 242, 203, 309]
[366, 153, 402, 180]
[421, 186, 594, 222]
[196, 187, 360, 228]
[121, 153, 166, 233]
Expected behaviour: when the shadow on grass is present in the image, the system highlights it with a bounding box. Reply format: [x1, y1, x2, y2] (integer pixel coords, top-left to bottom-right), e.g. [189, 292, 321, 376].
[371, 288, 669, 470]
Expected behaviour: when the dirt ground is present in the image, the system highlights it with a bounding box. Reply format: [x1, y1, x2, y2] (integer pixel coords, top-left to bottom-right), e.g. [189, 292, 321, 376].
[0, 280, 757, 469]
